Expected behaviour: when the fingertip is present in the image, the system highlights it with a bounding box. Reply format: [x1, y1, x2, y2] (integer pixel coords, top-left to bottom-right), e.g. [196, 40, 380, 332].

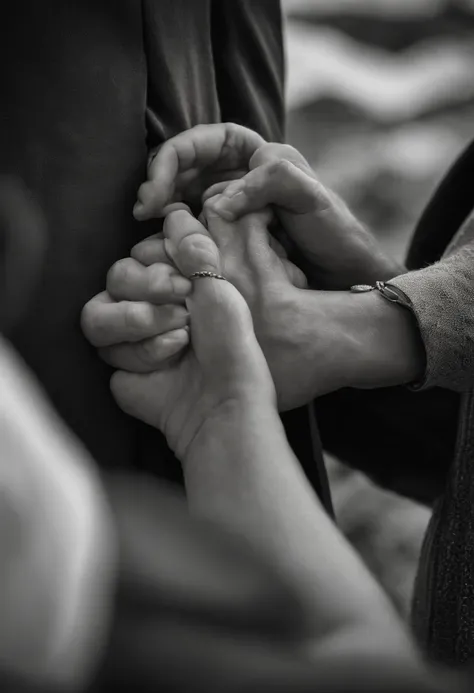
[162, 202, 193, 217]
[170, 326, 190, 343]
[162, 326, 190, 353]
[170, 273, 193, 297]
[134, 182, 167, 219]
[133, 202, 148, 220]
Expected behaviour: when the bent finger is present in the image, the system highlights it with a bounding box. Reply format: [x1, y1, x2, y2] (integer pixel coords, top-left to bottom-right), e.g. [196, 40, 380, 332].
[201, 178, 242, 204]
[131, 235, 170, 267]
[81, 293, 189, 347]
[106, 258, 192, 304]
[207, 159, 328, 222]
[99, 328, 189, 372]
[134, 124, 265, 220]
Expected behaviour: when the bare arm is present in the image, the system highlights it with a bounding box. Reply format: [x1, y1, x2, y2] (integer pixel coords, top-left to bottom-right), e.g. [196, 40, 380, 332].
[0, 338, 115, 691]
[182, 398, 414, 661]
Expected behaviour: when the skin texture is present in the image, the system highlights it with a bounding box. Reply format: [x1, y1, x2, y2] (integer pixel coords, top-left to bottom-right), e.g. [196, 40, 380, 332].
[101, 207, 430, 691]
[82, 212, 424, 412]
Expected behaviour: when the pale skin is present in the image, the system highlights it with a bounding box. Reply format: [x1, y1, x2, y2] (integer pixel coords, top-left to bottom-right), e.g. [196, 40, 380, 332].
[80, 124, 435, 685]
[0, 339, 115, 692]
[82, 124, 425, 412]
[106, 207, 425, 677]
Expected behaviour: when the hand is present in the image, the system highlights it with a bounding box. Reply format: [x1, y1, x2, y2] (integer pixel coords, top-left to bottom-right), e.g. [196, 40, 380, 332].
[204, 142, 402, 289]
[83, 202, 316, 411]
[133, 123, 265, 220]
[132, 122, 401, 289]
[107, 208, 277, 460]
[83, 209, 422, 415]
[83, 204, 389, 411]
[81, 235, 192, 373]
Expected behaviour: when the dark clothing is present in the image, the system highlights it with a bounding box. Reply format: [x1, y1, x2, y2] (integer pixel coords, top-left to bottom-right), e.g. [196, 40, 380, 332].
[1, 1, 329, 506]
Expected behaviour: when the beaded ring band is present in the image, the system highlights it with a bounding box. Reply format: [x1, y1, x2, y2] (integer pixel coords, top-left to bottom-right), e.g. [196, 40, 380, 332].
[188, 270, 228, 281]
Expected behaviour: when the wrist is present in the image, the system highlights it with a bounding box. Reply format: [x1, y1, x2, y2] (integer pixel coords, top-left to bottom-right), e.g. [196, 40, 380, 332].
[338, 289, 426, 389]
[277, 287, 426, 402]
[182, 396, 281, 471]
[255, 287, 365, 408]
[300, 233, 405, 291]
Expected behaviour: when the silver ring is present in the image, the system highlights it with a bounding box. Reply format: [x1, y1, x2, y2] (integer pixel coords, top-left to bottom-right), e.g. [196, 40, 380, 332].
[188, 271, 228, 281]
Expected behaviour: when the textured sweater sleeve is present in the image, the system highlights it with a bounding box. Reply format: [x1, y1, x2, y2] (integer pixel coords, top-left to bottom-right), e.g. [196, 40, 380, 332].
[389, 234, 474, 392]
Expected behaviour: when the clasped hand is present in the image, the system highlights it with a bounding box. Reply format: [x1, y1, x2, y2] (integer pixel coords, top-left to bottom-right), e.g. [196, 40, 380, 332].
[82, 124, 410, 456]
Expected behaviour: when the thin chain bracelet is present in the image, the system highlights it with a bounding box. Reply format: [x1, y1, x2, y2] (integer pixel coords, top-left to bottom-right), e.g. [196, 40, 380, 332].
[350, 281, 413, 309]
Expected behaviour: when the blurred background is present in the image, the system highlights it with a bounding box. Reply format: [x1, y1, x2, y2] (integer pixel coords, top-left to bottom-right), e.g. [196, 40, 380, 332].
[282, 0, 474, 617]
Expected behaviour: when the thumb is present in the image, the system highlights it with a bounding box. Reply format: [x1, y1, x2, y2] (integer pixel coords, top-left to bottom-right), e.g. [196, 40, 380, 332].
[163, 210, 273, 394]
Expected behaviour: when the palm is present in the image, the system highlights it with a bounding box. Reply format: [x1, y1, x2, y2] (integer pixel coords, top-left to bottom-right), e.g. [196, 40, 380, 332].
[112, 352, 220, 461]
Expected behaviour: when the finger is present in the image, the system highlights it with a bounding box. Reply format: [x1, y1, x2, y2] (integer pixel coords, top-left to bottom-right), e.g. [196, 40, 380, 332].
[163, 209, 256, 362]
[163, 209, 221, 277]
[207, 159, 329, 222]
[169, 213, 275, 399]
[178, 168, 247, 207]
[81, 292, 189, 347]
[201, 178, 242, 204]
[249, 142, 314, 174]
[130, 234, 169, 267]
[133, 124, 265, 220]
[201, 199, 289, 292]
[99, 328, 189, 372]
[106, 258, 192, 304]
[280, 259, 308, 289]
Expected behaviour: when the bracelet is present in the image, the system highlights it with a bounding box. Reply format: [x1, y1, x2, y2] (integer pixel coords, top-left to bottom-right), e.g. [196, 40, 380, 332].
[350, 281, 413, 309]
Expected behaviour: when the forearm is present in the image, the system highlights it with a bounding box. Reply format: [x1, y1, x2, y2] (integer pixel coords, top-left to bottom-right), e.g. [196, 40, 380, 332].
[272, 287, 426, 404]
[0, 339, 115, 690]
[182, 399, 410, 646]
[324, 240, 474, 394]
